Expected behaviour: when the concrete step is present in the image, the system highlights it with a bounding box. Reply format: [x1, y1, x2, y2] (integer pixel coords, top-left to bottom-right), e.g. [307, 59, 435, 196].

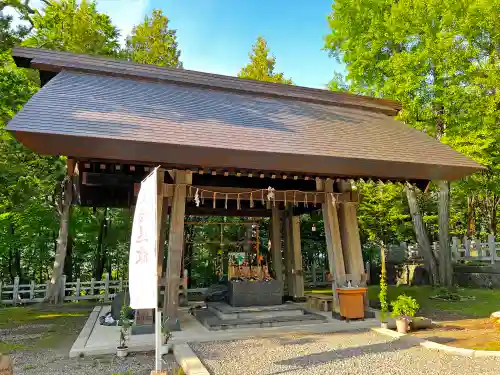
[193, 307, 327, 331]
[207, 302, 305, 321]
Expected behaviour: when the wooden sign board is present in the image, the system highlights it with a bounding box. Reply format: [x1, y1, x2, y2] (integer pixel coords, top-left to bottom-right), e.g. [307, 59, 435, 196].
[0, 355, 12, 375]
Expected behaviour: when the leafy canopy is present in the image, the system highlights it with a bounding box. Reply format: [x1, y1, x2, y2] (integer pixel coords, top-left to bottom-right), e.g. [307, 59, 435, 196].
[126, 9, 182, 68]
[23, 0, 121, 56]
[238, 36, 293, 84]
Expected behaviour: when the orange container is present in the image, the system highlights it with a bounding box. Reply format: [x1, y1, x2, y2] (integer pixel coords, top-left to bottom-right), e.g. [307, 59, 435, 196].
[336, 287, 367, 320]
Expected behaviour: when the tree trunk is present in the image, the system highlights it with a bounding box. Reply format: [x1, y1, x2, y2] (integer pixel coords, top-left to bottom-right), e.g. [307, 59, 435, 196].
[467, 195, 476, 236]
[8, 248, 14, 283]
[63, 234, 73, 282]
[437, 180, 453, 286]
[45, 176, 73, 303]
[488, 194, 498, 236]
[405, 183, 439, 284]
[94, 208, 107, 280]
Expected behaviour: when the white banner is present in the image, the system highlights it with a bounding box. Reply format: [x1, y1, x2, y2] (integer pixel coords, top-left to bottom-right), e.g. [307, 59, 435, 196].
[128, 167, 158, 309]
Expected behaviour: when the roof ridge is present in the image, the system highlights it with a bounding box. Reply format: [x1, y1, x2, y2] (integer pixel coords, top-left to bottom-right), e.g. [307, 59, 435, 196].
[12, 46, 401, 116]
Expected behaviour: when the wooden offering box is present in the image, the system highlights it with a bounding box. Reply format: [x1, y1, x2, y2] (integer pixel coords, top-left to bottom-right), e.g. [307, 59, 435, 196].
[336, 287, 367, 320]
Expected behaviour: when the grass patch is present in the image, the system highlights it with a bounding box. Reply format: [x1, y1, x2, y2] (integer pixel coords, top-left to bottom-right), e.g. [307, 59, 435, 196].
[0, 303, 93, 352]
[306, 285, 500, 319]
[0, 307, 86, 328]
[367, 285, 500, 318]
[0, 341, 25, 352]
[306, 289, 333, 295]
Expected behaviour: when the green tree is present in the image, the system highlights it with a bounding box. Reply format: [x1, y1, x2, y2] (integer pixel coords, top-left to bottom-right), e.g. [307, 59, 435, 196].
[23, 0, 120, 56]
[238, 36, 293, 84]
[126, 9, 182, 67]
[325, 0, 500, 285]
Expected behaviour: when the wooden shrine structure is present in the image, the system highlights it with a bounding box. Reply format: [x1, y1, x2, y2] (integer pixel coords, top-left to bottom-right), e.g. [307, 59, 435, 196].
[6, 47, 482, 322]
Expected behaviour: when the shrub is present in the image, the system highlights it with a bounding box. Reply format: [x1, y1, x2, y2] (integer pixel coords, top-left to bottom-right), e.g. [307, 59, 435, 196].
[391, 295, 419, 319]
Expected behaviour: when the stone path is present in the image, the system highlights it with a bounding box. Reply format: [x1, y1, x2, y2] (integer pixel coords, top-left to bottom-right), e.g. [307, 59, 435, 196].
[191, 330, 500, 375]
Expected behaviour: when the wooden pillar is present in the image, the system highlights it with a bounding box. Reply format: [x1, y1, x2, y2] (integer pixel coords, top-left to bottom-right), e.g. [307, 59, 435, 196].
[155, 169, 169, 310]
[337, 180, 365, 285]
[164, 170, 190, 325]
[283, 205, 295, 297]
[291, 215, 304, 300]
[318, 179, 345, 311]
[270, 206, 283, 285]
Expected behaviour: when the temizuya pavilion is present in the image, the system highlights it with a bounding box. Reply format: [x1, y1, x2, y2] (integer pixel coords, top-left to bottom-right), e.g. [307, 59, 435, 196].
[7, 47, 482, 322]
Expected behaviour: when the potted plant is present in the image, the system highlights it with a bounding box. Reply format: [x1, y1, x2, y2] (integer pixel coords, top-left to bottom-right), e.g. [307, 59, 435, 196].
[161, 317, 172, 346]
[117, 302, 131, 358]
[391, 295, 419, 333]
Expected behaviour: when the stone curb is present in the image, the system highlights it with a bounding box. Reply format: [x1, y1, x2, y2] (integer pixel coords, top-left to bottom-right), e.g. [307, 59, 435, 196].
[372, 327, 500, 358]
[69, 305, 102, 358]
[173, 344, 210, 375]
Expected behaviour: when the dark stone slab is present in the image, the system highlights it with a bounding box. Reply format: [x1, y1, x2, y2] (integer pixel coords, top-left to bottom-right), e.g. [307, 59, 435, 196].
[131, 309, 154, 335]
[228, 280, 283, 307]
[204, 283, 229, 302]
[111, 292, 130, 320]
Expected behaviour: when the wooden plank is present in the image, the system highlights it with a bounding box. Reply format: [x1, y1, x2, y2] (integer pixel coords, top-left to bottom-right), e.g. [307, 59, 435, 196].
[164, 170, 190, 321]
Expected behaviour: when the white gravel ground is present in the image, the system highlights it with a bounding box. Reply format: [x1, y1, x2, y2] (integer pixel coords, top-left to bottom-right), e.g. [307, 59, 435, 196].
[11, 350, 179, 375]
[190, 330, 500, 375]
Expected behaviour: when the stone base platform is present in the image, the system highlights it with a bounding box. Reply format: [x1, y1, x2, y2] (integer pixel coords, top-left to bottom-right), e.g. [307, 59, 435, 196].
[193, 302, 327, 331]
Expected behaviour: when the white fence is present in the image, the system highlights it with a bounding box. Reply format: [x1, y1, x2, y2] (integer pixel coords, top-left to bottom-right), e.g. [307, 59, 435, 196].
[398, 234, 500, 264]
[0, 269, 330, 305]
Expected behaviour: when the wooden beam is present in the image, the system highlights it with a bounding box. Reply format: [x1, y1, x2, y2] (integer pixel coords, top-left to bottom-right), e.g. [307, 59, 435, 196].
[185, 206, 271, 217]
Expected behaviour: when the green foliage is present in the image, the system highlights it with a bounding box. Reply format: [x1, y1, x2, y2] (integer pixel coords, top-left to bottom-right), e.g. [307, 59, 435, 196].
[126, 9, 182, 68]
[390, 294, 420, 319]
[325, 0, 500, 240]
[379, 248, 388, 321]
[23, 0, 121, 56]
[357, 181, 413, 246]
[118, 298, 131, 348]
[238, 36, 293, 84]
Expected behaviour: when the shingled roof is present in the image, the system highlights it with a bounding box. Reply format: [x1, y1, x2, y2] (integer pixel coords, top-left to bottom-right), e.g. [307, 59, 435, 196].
[6, 47, 482, 182]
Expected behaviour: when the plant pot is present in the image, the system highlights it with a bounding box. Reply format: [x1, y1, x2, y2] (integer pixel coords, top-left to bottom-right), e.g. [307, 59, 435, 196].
[380, 322, 389, 329]
[116, 346, 128, 358]
[395, 318, 410, 333]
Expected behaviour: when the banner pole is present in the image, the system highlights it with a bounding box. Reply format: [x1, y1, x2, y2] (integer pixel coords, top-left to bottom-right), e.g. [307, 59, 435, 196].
[155, 307, 162, 371]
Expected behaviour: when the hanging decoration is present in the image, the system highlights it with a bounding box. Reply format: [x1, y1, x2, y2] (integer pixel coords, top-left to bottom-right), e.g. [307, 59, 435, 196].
[181, 184, 347, 210]
[267, 186, 275, 202]
[194, 188, 200, 207]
